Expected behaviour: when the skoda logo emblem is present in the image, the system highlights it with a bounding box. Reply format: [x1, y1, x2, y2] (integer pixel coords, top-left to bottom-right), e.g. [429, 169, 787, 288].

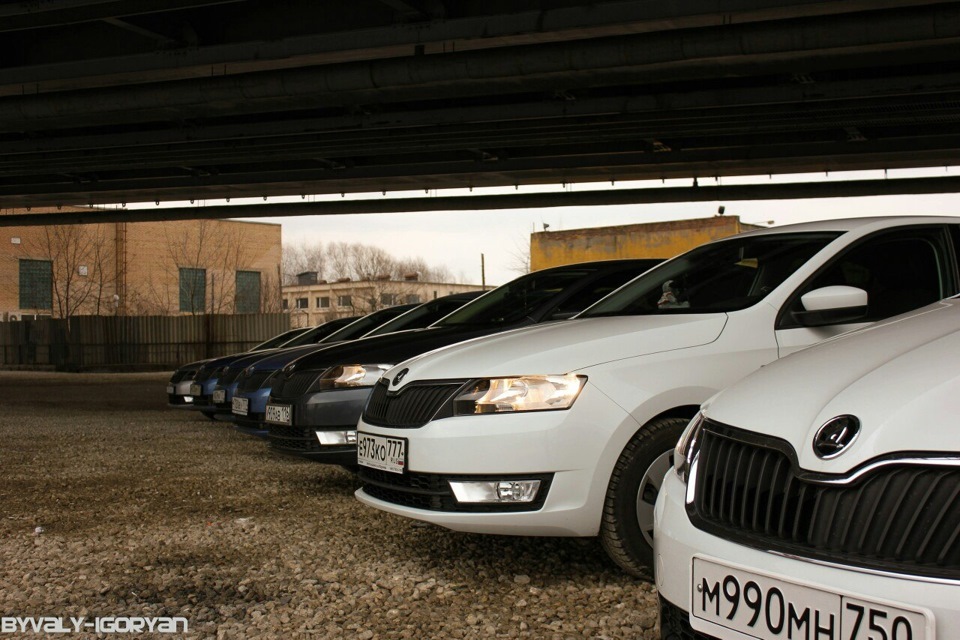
[393, 368, 409, 387]
[813, 415, 861, 459]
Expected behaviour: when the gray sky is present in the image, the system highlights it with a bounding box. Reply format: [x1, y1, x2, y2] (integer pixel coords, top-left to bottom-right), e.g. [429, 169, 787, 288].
[136, 167, 960, 287]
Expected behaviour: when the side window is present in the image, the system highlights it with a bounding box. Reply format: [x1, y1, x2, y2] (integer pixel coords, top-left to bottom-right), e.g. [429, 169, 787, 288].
[779, 228, 950, 329]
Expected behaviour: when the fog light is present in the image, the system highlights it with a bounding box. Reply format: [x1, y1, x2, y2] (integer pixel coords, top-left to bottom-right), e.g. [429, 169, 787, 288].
[315, 430, 358, 446]
[448, 480, 541, 504]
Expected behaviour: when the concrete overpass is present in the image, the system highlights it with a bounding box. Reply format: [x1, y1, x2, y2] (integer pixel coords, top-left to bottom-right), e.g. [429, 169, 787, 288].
[2, 0, 960, 218]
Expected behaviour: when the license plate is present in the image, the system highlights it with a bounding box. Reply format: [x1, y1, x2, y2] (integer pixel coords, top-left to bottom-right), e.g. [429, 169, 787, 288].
[357, 432, 407, 474]
[232, 396, 249, 416]
[213, 389, 226, 404]
[166, 385, 174, 394]
[265, 403, 291, 425]
[189, 383, 202, 396]
[692, 557, 933, 640]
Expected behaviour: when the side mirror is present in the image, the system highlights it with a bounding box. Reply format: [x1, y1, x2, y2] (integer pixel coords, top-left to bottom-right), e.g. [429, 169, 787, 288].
[792, 285, 869, 327]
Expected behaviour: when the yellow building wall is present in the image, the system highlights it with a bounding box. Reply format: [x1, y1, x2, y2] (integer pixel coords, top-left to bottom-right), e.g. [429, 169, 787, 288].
[0, 207, 281, 318]
[530, 216, 760, 271]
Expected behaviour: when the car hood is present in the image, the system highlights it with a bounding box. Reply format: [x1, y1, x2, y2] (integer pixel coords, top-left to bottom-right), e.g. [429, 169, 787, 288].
[387, 314, 728, 386]
[706, 298, 960, 474]
[245, 342, 345, 371]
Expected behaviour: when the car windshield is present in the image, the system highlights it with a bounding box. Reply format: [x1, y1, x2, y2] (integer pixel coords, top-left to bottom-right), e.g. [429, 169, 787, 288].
[251, 328, 308, 351]
[281, 316, 358, 347]
[365, 293, 482, 336]
[579, 232, 841, 317]
[435, 269, 594, 327]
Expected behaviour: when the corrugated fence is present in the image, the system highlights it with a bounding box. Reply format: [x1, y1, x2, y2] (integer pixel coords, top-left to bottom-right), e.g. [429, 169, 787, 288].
[0, 314, 289, 370]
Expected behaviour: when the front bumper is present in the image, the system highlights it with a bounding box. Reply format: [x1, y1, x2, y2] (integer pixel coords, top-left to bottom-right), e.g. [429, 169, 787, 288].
[354, 384, 633, 537]
[266, 387, 371, 465]
[655, 468, 958, 639]
[166, 380, 197, 408]
[231, 388, 270, 436]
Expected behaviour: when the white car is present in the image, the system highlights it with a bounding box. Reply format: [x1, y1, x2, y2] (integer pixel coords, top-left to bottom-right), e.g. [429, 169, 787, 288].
[655, 296, 960, 639]
[354, 216, 960, 578]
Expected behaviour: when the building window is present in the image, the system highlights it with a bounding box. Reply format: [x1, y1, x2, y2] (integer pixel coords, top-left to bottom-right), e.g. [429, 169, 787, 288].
[179, 268, 207, 313]
[405, 294, 421, 304]
[19, 259, 52, 309]
[235, 270, 261, 314]
[380, 293, 397, 306]
[282, 299, 289, 310]
[295, 297, 309, 309]
[317, 296, 330, 308]
[337, 295, 352, 307]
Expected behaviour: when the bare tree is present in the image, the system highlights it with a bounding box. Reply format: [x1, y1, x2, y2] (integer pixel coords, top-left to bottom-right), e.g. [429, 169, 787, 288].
[133, 219, 251, 315]
[18, 224, 113, 319]
[282, 241, 326, 285]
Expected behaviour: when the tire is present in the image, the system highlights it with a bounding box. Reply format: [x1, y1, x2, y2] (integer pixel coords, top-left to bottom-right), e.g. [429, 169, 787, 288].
[600, 416, 689, 580]
[201, 410, 217, 421]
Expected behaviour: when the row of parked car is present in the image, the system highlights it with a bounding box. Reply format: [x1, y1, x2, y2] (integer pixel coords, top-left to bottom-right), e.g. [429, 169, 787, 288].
[168, 216, 960, 639]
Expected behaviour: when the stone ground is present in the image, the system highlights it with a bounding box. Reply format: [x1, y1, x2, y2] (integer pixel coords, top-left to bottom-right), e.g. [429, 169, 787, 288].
[0, 372, 660, 640]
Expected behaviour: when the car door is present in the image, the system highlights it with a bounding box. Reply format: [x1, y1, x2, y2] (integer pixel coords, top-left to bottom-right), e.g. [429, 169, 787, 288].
[774, 225, 957, 357]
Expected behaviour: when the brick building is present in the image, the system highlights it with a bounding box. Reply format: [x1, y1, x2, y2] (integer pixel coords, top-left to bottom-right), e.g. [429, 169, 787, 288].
[282, 272, 483, 327]
[0, 207, 281, 319]
[530, 216, 761, 271]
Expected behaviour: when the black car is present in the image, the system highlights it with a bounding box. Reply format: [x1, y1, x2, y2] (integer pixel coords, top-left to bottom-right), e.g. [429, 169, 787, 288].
[264, 259, 662, 467]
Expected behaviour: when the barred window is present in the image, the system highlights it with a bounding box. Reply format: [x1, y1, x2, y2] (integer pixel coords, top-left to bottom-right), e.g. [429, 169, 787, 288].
[19, 259, 52, 309]
[235, 270, 261, 314]
[179, 267, 206, 313]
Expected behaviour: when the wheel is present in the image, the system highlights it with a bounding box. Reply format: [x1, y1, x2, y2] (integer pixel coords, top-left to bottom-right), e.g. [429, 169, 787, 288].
[201, 410, 217, 421]
[600, 416, 688, 580]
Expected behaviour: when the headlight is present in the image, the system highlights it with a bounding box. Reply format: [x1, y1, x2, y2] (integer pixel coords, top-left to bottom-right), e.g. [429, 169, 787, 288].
[674, 411, 705, 483]
[317, 364, 392, 389]
[453, 374, 586, 415]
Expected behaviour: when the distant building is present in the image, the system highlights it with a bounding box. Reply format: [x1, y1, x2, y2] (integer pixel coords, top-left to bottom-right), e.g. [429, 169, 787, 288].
[0, 207, 281, 319]
[282, 274, 483, 327]
[530, 216, 761, 271]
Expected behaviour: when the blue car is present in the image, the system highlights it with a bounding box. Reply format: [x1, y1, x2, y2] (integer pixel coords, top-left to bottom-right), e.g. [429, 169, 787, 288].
[229, 293, 481, 436]
[182, 316, 360, 418]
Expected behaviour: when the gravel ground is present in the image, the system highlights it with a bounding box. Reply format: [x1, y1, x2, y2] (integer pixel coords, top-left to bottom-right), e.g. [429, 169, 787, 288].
[0, 372, 660, 639]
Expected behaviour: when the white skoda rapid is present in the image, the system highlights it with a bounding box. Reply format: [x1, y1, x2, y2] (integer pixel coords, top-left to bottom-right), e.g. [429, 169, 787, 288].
[354, 217, 960, 578]
[655, 296, 960, 639]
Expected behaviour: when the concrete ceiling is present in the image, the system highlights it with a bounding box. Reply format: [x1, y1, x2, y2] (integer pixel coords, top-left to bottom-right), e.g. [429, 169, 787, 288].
[2, 0, 960, 212]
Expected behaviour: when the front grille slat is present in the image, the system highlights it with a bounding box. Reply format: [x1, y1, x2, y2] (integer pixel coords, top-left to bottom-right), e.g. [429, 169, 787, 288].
[689, 421, 960, 580]
[362, 379, 465, 428]
[918, 482, 960, 559]
[237, 371, 273, 393]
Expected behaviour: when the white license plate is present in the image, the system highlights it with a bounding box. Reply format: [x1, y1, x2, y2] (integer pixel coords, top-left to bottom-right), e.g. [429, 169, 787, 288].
[357, 432, 407, 474]
[265, 403, 291, 425]
[212, 389, 226, 404]
[232, 396, 249, 416]
[692, 557, 933, 640]
[166, 385, 174, 394]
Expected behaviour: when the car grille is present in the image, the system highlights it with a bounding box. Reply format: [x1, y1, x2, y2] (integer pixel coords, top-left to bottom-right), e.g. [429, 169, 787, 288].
[169, 369, 194, 384]
[218, 366, 244, 385]
[688, 422, 960, 580]
[237, 370, 274, 393]
[659, 596, 716, 640]
[362, 379, 465, 428]
[193, 365, 218, 383]
[359, 468, 552, 512]
[268, 424, 320, 452]
[271, 370, 319, 400]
